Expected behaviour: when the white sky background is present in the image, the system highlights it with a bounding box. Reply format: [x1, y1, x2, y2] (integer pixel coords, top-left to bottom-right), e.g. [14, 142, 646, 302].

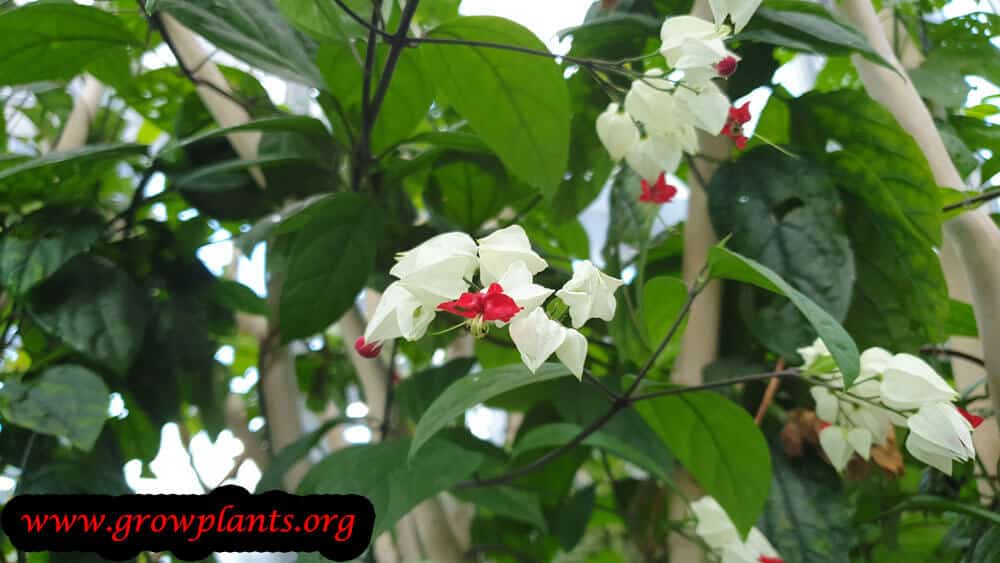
[2, 0, 998, 560]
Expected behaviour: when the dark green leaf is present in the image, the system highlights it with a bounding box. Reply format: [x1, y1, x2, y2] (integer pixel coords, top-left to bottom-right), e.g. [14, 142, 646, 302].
[157, 115, 332, 158]
[424, 154, 507, 232]
[396, 358, 476, 424]
[0, 365, 109, 451]
[824, 151, 949, 353]
[257, 417, 347, 492]
[549, 485, 596, 551]
[0, 3, 140, 86]
[159, 0, 322, 86]
[454, 486, 548, 531]
[0, 143, 147, 205]
[708, 148, 854, 358]
[759, 446, 857, 563]
[299, 437, 484, 537]
[410, 363, 572, 459]
[28, 256, 149, 376]
[207, 279, 269, 316]
[275, 0, 364, 41]
[635, 389, 770, 536]
[423, 16, 571, 193]
[740, 0, 892, 69]
[280, 193, 378, 339]
[0, 209, 103, 295]
[708, 245, 860, 384]
[947, 299, 978, 338]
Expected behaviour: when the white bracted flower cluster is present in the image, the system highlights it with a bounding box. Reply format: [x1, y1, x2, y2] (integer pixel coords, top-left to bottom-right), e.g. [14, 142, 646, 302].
[798, 339, 983, 475]
[355, 225, 623, 380]
[690, 496, 783, 563]
[595, 0, 762, 182]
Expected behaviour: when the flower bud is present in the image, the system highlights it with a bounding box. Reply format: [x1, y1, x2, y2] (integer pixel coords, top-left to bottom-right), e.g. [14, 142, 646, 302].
[595, 103, 639, 161]
[354, 336, 382, 358]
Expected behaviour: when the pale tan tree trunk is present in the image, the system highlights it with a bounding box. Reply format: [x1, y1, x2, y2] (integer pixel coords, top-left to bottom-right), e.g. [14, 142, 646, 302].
[53, 75, 103, 151]
[839, 0, 1000, 487]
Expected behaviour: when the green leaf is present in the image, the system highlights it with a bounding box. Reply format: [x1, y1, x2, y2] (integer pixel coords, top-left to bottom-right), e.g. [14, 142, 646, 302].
[0, 209, 103, 295]
[970, 527, 1000, 563]
[640, 276, 687, 363]
[157, 115, 332, 158]
[170, 154, 316, 191]
[0, 143, 147, 205]
[512, 422, 670, 480]
[159, 0, 322, 86]
[318, 42, 433, 153]
[550, 485, 596, 551]
[560, 13, 661, 60]
[275, 0, 363, 41]
[299, 437, 484, 537]
[0, 365, 109, 451]
[824, 151, 949, 352]
[453, 486, 548, 531]
[207, 279, 269, 317]
[279, 193, 378, 340]
[635, 390, 771, 536]
[793, 91, 942, 247]
[410, 363, 572, 459]
[0, 3, 140, 86]
[424, 154, 508, 232]
[947, 299, 978, 338]
[709, 245, 861, 384]
[256, 417, 347, 493]
[28, 256, 150, 376]
[740, 0, 892, 70]
[759, 445, 857, 563]
[423, 16, 571, 193]
[396, 358, 476, 424]
[708, 148, 854, 358]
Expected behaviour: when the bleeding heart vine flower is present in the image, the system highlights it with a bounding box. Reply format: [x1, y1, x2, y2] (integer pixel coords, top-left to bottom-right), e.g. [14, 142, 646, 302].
[880, 353, 958, 410]
[905, 402, 976, 475]
[477, 225, 548, 286]
[659, 16, 734, 70]
[556, 260, 625, 329]
[596, 102, 640, 161]
[818, 422, 872, 472]
[709, 0, 762, 33]
[714, 55, 739, 77]
[358, 227, 621, 380]
[639, 172, 679, 204]
[721, 102, 752, 149]
[690, 496, 783, 563]
[675, 68, 732, 134]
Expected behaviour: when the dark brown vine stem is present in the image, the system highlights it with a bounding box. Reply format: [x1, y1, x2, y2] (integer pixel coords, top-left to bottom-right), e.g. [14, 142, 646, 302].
[920, 345, 986, 367]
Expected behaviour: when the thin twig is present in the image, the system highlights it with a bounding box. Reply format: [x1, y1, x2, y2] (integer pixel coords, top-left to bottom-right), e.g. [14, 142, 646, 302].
[920, 345, 986, 367]
[942, 186, 1000, 213]
[332, 0, 392, 39]
[584, 371, 620, 402]
[627, 370, 800, 404]
[754, 358, 785, 425]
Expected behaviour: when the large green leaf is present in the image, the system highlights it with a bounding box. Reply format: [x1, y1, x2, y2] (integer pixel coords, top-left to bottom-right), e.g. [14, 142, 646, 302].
[159, 0, 321, 86]
[298, 437, 483, 537]
[275, 0, 365, 41]
[708, 245, 860, 384]
[0, 144, 147, 204]
[708, 148, 854, 358]
[422, 16, 571, 193]
[0, 365, 109, 451]
[759, 445, 857, 563]
[635, 390, 771, 536]
[28, 256, 150, 376]
[279, 193, 378, 340]
[256, 417, 346, 492]
[410, 363, 572, 459]
[424, 154, 508, 232]
[396, 358, 476, 424]
[0, 209, 103, 295]
[641, 276, 688, 365]
[825, 152, 949, 352]
[793, 91, 942, 247]
[0, 3, 140, 86]
[739, 0, 891, 69]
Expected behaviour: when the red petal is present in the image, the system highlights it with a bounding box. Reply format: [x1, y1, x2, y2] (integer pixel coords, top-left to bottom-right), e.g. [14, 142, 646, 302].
[483, 293, 522, 322]
[354, 336, 382, 358]
[735, 135, 748, 150]
[759, 557, 783, 563]
[714, 56, 738, 77]
[818, 421, 832, 431]
[438, 292, 484, 318]
[486, 283, 505, 295]
[733, 101, 752, 124]
[956, 406, 985, 429]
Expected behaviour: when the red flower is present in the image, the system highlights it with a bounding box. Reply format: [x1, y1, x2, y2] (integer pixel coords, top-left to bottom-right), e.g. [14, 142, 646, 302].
[818, 421, 832, 431]
[714, 56, 738, 77]
[354, 336, 382, 358]
[759, 557, 784, 563]
[639, 172, 678, 204]
[956, 406, 984, 429]
[438, 283, 522, 323]
[721, 102, 752, 149]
